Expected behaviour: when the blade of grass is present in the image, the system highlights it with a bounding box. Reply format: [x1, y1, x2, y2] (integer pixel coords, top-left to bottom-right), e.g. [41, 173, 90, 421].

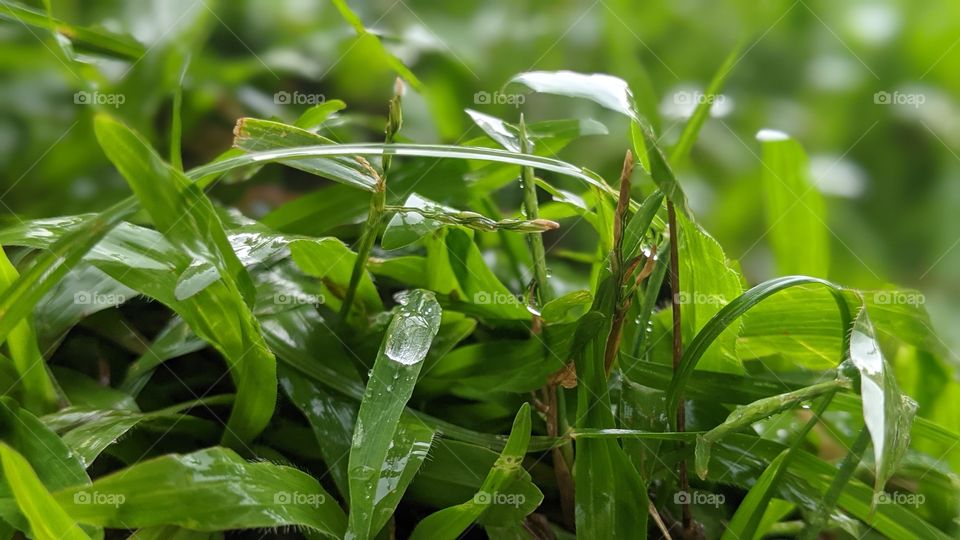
[346, 289, 441, 540]
[0, 444, 90, 540]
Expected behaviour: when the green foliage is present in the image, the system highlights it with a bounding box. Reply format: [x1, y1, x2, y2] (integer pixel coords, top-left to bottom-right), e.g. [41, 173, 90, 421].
[0, 4, 956, 539]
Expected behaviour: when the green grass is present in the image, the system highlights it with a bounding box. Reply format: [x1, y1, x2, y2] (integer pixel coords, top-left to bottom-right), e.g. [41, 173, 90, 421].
[0, 2, 958, 539]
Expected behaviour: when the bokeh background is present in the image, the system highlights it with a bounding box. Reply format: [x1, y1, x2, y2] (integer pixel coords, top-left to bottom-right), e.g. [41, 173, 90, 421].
[0, 0, 957, 355]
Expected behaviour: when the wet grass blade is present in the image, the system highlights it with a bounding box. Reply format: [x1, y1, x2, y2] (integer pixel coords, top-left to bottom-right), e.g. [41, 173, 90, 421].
[346, 289, 441, 540]
[92, 116, 275, 447]
[0, 249, 57, 413]
[0, 444, 90, 540]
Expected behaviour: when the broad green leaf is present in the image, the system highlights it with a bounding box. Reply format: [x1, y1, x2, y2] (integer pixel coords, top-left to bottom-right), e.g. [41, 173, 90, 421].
[0, 444, 89, 540]
[0, 249, 57, 413]
[676, 211, 744, 372]
[757, 130, 830, 277]
[346, 289, 441, 540]
[78, 229, 275, 448]
[94, 115, 255, 306]
[848, 306, 918, 492]
[54, 448, 346, 537]
[409, 404, 539, 540]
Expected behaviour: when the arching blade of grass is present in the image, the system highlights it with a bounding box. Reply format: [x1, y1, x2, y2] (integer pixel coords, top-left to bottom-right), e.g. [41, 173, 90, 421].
[214, 140, 620, 199]
[0, 444, 90, 540]
[409, 404, 538, 540]
[346, 289, 441, 540]
[53, 447, 346, 537]
[0, 249, 57, 413]
[92, 116, 275, 448]
[757, 130, 830, 277]
[665, 275, 851, 426]
[233, 118, 379, 191]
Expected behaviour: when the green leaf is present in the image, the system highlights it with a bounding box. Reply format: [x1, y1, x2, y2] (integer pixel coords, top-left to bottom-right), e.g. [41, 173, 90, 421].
[0, 1, 143, 60]
[328, 0, 423, 90]
[94, 115, 255, 306]
[233, 118, 379, 191]
[90, 119, 278, 447]
[289, 237, 384, 318]
[346, 289, 441, 540]
[848, 306, 918, 492]
[676, 211, 744, 372]
[508, 70, 688, 212]
[671, 40, 744, 165]
[295, 99, 348, 130]
[0, 249, 57, 413]
[757, 130, 830, 277]
[409, 404, 539, 540]
[0, 444, 90, 540]
[53, 448, 346, 537]
[665, 275, 851, 427]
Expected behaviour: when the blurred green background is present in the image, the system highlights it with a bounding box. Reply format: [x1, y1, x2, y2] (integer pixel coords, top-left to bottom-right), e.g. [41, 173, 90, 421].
[0, 0, 957, 354]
